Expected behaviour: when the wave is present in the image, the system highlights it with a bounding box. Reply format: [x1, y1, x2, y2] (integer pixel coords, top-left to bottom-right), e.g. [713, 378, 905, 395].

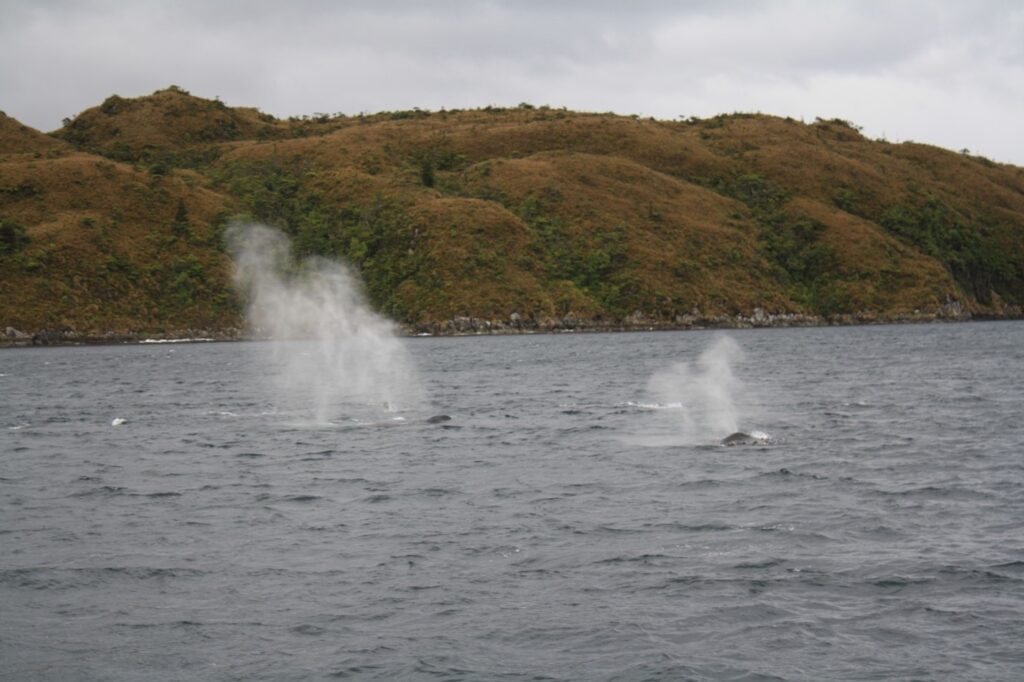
[0, 566, 207, 590]
[620, 400, 684, 410]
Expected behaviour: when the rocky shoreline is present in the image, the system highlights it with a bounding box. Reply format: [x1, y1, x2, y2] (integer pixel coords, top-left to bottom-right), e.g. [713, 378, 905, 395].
[0, 326, 244, 348]
[404, 303, 982, 336]
[5, 302, 1021, 348]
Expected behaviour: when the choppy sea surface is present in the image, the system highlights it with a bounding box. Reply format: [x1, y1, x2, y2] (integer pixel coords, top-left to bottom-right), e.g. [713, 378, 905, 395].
[2, 322, 1023, 681]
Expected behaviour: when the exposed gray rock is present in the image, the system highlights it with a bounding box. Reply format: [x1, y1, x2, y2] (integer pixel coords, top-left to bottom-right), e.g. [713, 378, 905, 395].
[939, 299, 969, 320]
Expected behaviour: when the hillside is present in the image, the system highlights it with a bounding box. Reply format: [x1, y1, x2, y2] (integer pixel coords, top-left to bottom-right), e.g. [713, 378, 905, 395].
[3, 87, 1024, 342]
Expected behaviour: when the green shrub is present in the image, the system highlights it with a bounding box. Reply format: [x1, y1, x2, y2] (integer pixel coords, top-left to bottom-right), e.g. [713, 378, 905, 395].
[832, 188, 858, 214]
[760, 218, 837, 285]
[880, 197, 1021, 302]
[214, 160, 424, 317]
[507, 191, 630, 313]
[419, 159, 435, 187]
[725, 173, 787, 212]
[0, 219, 30, 255]
[160, 255, 206, 305]
[2, 181, 40, 199]
[100, 95, 128, 115]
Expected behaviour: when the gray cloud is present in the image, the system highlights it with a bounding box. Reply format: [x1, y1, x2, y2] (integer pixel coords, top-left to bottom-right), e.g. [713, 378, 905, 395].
[1, 0, 1022, 163]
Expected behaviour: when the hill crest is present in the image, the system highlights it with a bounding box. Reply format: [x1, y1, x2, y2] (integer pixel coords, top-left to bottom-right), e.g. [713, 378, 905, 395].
[1, 89, 1022, 341]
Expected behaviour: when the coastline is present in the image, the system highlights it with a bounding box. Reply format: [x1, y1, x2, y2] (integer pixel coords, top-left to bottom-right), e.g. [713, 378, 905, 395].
[3, 306, 1021, 349]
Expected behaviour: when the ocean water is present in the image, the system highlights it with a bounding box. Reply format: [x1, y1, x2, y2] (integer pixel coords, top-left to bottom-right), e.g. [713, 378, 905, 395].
[2, 322, 1023, 681]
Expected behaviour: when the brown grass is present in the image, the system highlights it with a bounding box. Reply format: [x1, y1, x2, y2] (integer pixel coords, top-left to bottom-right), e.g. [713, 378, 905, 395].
[2, 92, 1022, 336]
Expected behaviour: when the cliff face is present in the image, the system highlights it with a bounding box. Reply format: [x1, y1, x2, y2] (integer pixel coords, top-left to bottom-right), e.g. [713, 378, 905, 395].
[2, 88, 1023, 340]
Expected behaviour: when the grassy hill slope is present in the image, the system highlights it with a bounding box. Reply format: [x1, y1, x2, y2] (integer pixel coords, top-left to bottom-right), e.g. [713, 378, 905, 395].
[3, 88, 1023, 340]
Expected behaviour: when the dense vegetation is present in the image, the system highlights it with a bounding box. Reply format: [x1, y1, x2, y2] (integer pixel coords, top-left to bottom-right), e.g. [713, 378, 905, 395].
[2, 88, 1023, 339]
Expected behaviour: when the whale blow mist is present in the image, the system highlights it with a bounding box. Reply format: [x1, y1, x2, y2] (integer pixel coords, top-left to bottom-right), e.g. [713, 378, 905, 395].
[227, 224, 423, 424]
[645, 335, 746, 444]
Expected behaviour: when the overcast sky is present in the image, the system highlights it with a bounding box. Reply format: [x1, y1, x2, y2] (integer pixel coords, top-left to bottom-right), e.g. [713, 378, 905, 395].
[2, 0, 1022, 164]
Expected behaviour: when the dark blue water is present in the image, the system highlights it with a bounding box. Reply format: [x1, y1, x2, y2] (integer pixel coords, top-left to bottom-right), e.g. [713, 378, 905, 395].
[2, 323, 1023, 680]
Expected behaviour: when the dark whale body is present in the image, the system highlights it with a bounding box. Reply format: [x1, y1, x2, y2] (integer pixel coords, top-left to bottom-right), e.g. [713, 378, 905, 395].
[426, 415, 452, 424]
[721, 432, 763, 446]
